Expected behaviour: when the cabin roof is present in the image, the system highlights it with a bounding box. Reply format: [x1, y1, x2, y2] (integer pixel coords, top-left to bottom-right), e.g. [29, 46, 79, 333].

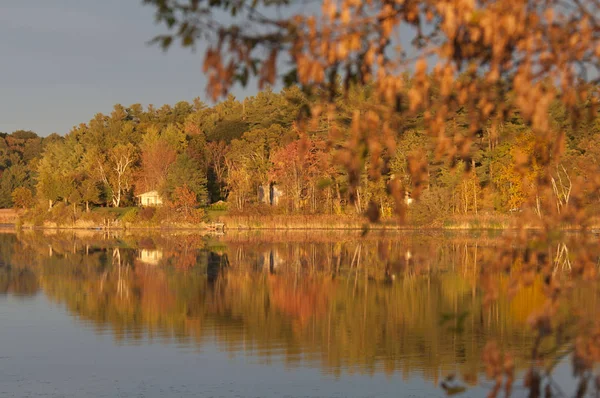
[135, 190, 160, 197]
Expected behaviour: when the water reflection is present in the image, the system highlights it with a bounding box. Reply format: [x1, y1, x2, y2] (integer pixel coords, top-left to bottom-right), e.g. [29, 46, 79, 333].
[0, 230, 598, 393]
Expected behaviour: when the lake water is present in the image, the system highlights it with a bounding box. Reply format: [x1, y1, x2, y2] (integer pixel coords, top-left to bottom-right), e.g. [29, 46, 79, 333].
[0, 230, 597, 397]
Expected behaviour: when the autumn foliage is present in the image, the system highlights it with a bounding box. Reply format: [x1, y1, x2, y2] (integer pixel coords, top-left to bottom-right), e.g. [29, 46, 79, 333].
[166, 184, 205, 223]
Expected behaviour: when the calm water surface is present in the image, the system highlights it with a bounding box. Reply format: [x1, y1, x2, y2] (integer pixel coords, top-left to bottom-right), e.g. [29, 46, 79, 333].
[0, 231, 592, 397]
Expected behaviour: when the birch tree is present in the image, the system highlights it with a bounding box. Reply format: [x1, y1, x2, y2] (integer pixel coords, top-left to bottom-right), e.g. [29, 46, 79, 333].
[97, 144, 138, 207]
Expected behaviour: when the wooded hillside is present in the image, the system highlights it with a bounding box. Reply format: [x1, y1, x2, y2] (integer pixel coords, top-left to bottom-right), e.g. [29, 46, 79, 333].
[5, 82, 600, 224]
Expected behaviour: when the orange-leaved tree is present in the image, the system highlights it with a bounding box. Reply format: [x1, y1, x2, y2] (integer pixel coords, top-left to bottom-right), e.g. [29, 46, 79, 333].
[168, 184, 205, 223]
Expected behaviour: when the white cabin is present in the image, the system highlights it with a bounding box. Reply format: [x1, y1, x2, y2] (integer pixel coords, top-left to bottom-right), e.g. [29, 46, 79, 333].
[136, 190, 163, 207]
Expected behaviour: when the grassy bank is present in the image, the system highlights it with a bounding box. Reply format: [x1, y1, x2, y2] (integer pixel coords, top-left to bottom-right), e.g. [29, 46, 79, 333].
[220, 214, 380, 230]
[440, 213, 514, 230]
[217, 213, 600, 231]
[217, 213, 519, 230]
[16, 206, 222, 232]
[0, 209, 19, 224]
[9, 205, 600, 232]
[18, 220, 217, 231]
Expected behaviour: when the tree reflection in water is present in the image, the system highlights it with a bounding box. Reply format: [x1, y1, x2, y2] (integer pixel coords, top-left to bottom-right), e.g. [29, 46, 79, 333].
[1, 230, 598, 395]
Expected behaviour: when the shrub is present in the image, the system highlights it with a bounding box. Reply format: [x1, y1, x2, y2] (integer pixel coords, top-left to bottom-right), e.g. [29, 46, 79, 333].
[11, 187, 34, 209]
[190, 208, 206, 223]
[407, 187, 452, 225]
[229, 203, 275, 216]
[209, 201, 228, 211]
[152, 205, 168, 223]
[153, 202, 206, 225]
[91, 207, 121, 227]
[138, 207, 156, 221]
[27, 205, 49, 227]
[164, 185, 206, 224]
[49, 202, 72, 225]
[120, 208, 139, 224]
[79, 210, 101, 223]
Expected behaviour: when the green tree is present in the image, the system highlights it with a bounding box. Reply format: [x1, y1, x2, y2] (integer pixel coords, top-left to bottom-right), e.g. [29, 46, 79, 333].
[79, 180, 100, 213]
[11, 187, 34, 209]
[0, 163, 31, 208]
[36, 137, 84, 208]
[161, 124, 187, 152]
[163, 153, 208, 205]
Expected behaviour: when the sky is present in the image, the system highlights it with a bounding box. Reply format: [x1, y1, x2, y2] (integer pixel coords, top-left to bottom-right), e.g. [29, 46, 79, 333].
[0, 0, 254, 136]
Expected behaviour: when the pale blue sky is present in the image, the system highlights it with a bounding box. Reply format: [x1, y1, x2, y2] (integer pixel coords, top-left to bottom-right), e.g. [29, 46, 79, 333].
[0, 0, 253, 136]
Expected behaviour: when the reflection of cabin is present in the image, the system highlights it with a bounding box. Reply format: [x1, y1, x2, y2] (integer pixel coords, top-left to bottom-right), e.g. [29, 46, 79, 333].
[138, 249, 163, 265]
[258, 184, 283, 206]
[136, 190, 163, 207]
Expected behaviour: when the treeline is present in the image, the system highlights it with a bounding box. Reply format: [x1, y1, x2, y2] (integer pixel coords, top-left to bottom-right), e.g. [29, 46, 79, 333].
[5, 82, 600, 224]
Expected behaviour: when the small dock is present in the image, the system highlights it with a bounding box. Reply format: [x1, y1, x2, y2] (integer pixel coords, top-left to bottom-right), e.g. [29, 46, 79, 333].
[207, 222, 225, 232]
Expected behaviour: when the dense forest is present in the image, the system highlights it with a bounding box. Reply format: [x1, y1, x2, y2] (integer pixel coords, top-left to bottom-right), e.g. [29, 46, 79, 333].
[3, 82, 600, 224]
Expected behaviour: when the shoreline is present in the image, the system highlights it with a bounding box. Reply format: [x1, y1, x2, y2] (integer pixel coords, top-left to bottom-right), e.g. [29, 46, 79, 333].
[8, 223, 600, 233]
[6, 209, 600, 233]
